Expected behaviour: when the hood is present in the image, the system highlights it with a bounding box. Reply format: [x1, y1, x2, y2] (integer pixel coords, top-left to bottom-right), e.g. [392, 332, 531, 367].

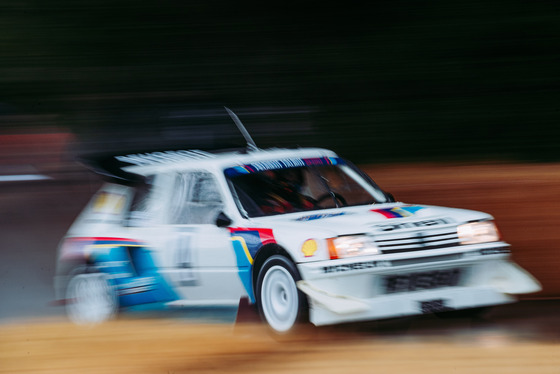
[251, 203, 493, 238]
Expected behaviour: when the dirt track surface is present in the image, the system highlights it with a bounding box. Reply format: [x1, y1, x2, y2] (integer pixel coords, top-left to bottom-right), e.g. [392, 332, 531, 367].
[1, 319, 559, 374]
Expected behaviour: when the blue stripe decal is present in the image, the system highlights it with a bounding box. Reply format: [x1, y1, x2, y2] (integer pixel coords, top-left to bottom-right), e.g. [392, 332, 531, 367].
[225, 157, 344, 177]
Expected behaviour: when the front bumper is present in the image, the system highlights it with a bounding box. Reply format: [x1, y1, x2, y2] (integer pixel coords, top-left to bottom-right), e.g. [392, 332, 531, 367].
[296, 245, 541, 326]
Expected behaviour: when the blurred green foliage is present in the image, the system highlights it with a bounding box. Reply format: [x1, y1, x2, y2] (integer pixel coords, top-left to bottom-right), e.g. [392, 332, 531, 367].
[1, 0, 559, 162]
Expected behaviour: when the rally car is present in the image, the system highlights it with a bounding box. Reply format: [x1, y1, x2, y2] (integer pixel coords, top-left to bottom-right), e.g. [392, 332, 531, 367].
[54, 111, 541, 333]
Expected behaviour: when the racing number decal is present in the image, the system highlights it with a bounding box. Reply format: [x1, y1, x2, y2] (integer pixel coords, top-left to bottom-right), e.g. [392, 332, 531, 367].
[174, 232, 198, 286]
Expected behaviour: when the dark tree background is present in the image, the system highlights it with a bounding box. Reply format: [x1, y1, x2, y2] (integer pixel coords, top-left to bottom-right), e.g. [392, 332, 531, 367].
[1, 0, 559, 162]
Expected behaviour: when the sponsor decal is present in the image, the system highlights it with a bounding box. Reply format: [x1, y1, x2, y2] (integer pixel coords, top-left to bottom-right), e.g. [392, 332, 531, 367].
[92, 192, 126, 214]
[173, 232, 198, 287]
[60, 237, 143, 260]
[419, 299, 453, 314]
[322, 260, 391, 274]
[115, 150, 214, 166]
[374, 218, 453, 232]
[60, 237, 177, 306]
[118, 277, 157, 295]
[228, 228, 277, 303]
[463, 247, 511, 258]
[479, 247, 511, 256]
[225, 157, 342, 177]
[230, 236, 254, 265]
[296, 212, 346, 221]
[228, 228, 276, 259]
[370, 206, 424, 219]
[301, 239, 318, 257]
[384, 269, 461, 294]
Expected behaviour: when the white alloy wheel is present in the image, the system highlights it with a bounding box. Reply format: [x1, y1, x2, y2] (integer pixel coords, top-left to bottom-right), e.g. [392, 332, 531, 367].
[258, 256, 303, 333]
[66, 273, 117, 325]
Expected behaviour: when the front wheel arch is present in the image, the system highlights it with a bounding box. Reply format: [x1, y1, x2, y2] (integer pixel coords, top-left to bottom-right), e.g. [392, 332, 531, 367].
[251, 244, 296, 298]
[254, 251, 309, 333]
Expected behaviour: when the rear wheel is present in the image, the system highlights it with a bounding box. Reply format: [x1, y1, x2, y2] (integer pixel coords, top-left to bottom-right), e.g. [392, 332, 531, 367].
[66, 273, 117, 324]
[256, 255, 307, 334]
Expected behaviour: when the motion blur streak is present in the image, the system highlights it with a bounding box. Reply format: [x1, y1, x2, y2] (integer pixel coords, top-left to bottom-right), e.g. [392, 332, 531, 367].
[1, 1, 559, 162]
[1, 1, 560, 372]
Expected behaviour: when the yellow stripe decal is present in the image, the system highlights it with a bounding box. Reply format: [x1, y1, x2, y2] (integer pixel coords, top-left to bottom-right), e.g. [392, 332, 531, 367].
[231, 236, 254, 265]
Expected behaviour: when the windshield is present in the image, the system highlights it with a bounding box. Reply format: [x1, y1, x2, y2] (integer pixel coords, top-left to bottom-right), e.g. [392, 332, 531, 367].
[225, 157, 389, 217]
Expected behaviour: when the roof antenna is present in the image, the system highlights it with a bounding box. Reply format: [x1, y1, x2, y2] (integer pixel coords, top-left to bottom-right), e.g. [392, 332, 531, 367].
[224, 106, 258, 152]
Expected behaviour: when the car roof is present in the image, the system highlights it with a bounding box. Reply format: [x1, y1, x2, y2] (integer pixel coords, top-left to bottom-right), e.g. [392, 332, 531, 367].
[125, 147, 339, 175]
[85, 147, 339, 184]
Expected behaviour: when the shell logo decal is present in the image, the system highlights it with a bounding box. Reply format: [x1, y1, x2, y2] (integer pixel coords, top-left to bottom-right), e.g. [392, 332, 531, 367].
[301, 239, 318, 257]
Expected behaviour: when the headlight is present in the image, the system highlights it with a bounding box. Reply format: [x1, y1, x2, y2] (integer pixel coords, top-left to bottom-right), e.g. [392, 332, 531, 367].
[457, 221, 501, 245]
[327, 235, 379, 259]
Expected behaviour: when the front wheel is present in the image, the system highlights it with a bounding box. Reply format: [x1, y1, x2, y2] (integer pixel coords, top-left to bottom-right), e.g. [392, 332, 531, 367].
[256, 255, 307, 334]
[66, 273, 118, 325]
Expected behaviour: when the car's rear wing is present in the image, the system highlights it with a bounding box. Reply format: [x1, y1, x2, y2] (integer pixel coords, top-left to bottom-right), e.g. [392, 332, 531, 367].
[77, 107, 257, 185]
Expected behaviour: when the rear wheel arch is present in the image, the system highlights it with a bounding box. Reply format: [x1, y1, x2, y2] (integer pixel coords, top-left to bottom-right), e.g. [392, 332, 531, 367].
[65, 272, 118, 324]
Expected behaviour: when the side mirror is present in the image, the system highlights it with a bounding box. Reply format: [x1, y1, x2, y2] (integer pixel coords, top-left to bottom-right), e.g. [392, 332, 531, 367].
[216, 212, 232, 228]
[385, 192, 396, 203]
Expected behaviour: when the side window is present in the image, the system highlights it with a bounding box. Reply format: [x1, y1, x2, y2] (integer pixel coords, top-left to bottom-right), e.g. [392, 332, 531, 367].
[127, 176, 155, 226]
[170, 171, 224, 225]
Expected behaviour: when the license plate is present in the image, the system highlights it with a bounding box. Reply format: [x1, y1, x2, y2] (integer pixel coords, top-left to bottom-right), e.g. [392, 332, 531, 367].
[419, 299, 453, 314]
[384, 268, 461, 294]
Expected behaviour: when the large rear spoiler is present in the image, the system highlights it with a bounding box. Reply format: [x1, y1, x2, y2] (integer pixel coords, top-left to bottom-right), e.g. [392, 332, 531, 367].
[77, 107, 257, 185]
[78, 153, 147, 185]
[79, 148, 244, 185]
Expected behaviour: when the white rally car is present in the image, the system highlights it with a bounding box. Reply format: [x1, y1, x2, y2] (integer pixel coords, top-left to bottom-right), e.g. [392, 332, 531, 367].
[55, 112, 541, 333]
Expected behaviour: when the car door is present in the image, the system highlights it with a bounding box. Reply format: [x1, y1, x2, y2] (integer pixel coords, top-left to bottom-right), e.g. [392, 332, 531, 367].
[163, 170, 247, 305]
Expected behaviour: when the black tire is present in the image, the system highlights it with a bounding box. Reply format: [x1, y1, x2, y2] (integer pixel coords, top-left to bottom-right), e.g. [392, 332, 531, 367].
[256, 255, 308, 334]
[65, 273, 118, 324]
